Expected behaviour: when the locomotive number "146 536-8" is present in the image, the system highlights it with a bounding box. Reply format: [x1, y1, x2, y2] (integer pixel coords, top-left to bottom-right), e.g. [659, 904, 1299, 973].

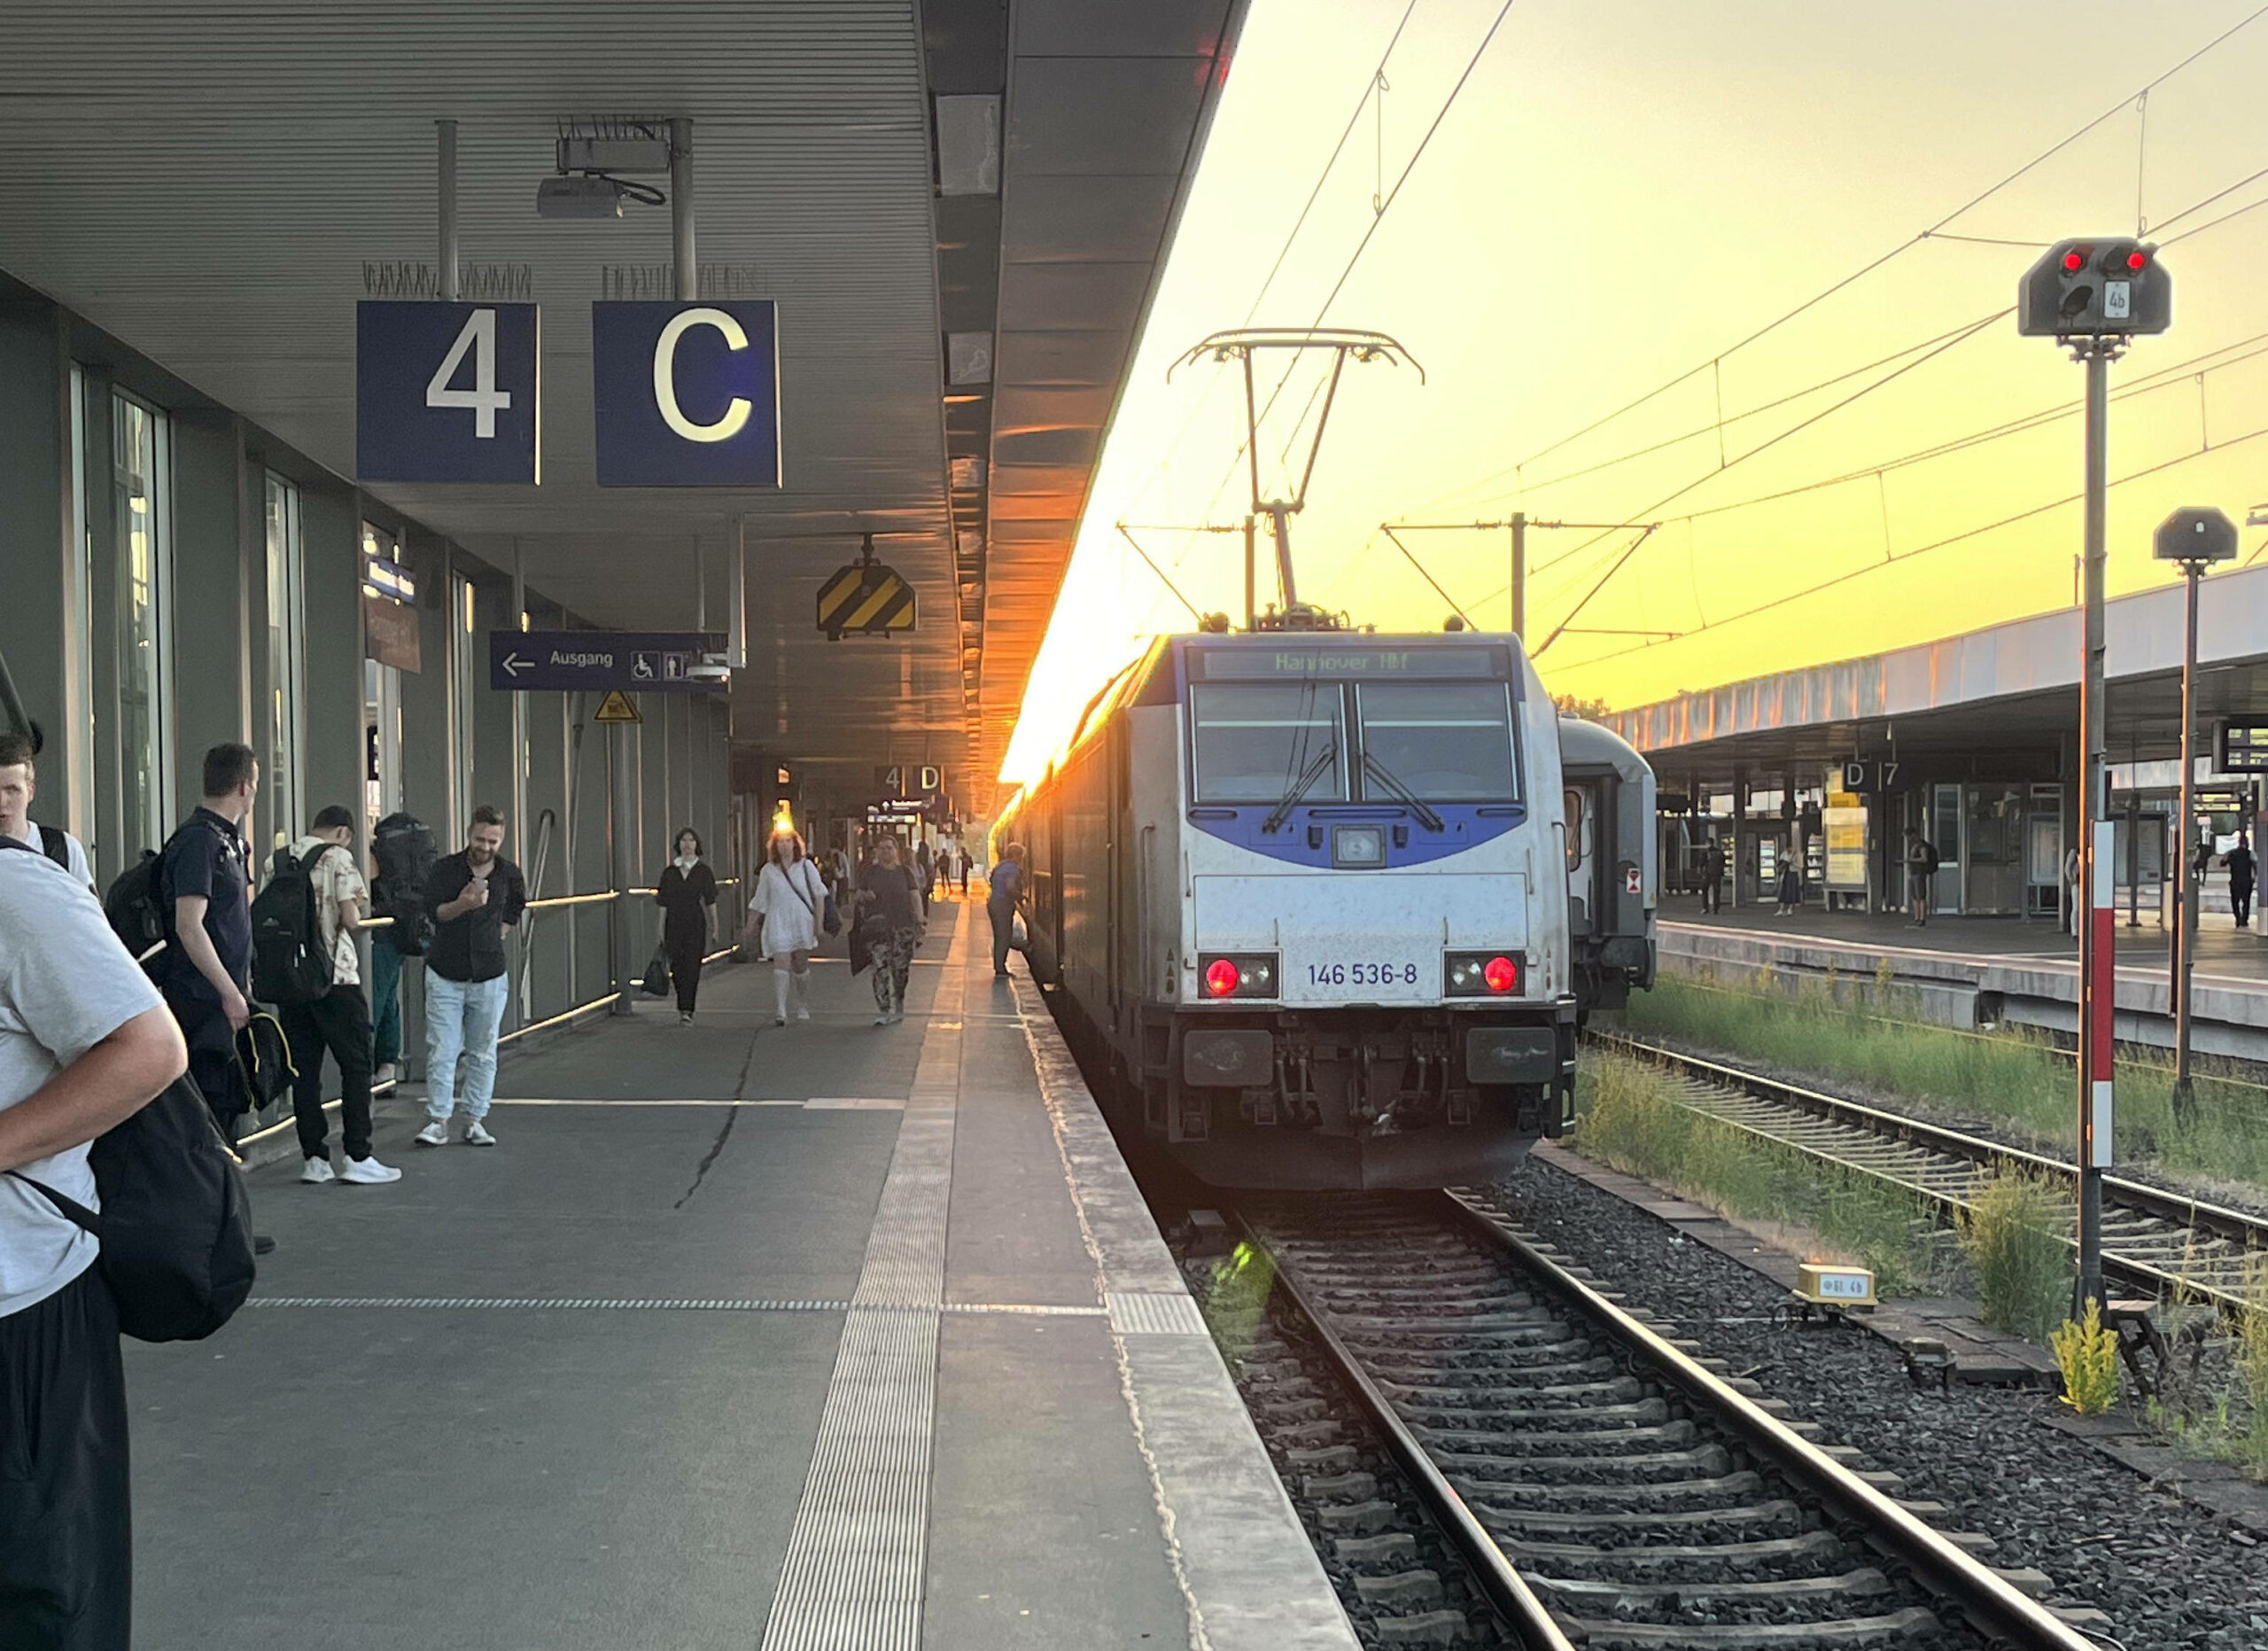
[1306, 962, 1420, 987]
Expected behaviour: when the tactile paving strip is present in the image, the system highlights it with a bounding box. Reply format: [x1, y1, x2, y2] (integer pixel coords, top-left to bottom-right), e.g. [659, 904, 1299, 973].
[758, 919, 967, 1651]
[1106, 1290, 1211, 1336]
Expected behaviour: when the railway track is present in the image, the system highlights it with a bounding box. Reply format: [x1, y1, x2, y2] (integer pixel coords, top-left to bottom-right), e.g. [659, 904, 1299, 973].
[1591, 1032, 2267, 1316]
[1241, 1192, 2101, 1650]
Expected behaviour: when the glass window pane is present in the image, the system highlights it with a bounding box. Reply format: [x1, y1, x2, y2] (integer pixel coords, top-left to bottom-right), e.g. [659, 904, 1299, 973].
[1355, 683, 1517, 801]
[262, 476, 304, 850]
[1189, 682, 1345, 804]
[113, 394, 170, 855]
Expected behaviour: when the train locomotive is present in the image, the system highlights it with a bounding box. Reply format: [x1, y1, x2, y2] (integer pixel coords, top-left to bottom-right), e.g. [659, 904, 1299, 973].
[997, 628, 1657, 1190]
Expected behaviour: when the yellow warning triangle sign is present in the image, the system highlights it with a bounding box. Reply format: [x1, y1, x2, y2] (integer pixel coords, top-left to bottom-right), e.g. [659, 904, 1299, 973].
[594, 689, 641, 724]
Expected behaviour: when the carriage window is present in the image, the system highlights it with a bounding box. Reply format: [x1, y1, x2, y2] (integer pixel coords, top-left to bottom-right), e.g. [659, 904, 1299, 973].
[1355, 683, 1518, 802]
[1565, 789, 1587, 871]
[1189, 682, 1347, 804]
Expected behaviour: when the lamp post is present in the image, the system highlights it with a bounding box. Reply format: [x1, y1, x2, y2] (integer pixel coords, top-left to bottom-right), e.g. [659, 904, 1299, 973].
[2154, 507, 2240, 1123]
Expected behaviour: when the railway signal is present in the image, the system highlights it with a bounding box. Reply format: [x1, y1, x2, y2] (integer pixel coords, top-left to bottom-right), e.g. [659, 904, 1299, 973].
[2019, 240, 2173, 1316]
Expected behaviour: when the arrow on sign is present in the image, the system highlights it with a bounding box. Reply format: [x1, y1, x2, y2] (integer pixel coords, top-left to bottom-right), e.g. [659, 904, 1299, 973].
[501, 651, 532, 680]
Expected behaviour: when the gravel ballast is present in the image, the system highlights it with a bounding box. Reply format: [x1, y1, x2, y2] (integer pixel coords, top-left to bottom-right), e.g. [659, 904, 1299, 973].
[1488, 1154, 2268, 1650]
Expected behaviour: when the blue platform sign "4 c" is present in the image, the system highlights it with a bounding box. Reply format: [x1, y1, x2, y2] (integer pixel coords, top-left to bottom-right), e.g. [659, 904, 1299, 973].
[356, 301, 540, 484]
[591, 300, 782, 487]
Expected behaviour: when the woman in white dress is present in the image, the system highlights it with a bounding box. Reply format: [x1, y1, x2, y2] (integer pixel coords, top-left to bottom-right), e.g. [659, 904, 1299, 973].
[748, 830, 827, 1026]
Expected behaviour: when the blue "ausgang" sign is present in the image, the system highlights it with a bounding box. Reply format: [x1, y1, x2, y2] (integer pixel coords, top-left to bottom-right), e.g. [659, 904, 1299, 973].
[591, 300, 782, 487]
[489, 631, 720, 693]
[357, 301, 540, 484]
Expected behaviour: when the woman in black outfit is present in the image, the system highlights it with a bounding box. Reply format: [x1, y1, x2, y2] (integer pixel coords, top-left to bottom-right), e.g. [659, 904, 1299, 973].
[655, 827, 718, 1024]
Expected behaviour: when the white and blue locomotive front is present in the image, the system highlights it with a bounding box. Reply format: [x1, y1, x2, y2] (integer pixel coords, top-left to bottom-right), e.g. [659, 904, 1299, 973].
[1020, 631, 1576, 1190]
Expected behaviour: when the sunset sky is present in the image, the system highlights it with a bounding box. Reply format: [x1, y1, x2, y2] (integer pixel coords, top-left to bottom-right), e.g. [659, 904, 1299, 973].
[998, 0, 2268, 787]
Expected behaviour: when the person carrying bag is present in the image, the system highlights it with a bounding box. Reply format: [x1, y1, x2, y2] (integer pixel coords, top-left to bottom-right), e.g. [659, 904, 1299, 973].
[748, 830, 824, 1028]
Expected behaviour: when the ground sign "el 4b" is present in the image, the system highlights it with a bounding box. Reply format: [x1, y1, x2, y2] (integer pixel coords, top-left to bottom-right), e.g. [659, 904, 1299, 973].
[817, 559, 915, 639]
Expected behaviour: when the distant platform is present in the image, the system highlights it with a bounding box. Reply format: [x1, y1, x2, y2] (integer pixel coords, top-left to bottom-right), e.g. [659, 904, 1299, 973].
[1658, 900, 2268, 1061]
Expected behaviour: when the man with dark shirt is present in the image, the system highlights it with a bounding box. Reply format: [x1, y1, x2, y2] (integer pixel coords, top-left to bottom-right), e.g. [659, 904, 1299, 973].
[2228, 830, 2256, 930]
[159, 744, 258, 1140]
[415, 806, 525, 1148]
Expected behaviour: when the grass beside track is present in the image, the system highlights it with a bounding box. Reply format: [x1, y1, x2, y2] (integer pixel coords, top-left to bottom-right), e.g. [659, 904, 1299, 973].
[1573, 1050, 1940, 1294]
[1618, 968, 2268, 1197]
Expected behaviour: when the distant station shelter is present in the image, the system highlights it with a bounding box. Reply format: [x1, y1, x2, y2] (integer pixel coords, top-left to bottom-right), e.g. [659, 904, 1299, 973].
[1610, 565, 2268, 923]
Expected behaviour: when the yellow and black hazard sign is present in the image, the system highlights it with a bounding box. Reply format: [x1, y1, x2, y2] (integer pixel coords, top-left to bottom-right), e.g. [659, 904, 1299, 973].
[816, 558, 916, 639]
[594, 689, 641, 724]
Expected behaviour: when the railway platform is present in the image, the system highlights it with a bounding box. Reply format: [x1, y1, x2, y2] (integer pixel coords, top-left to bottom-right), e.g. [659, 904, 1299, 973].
[1658, 902, 2268, 1061]
[125, 905, 1356, 1651]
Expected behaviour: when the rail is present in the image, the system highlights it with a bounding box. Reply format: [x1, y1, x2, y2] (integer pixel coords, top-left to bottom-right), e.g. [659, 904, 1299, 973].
[1590, 1030, 2267, 1317]
[1239, 1193, 2101, 1651]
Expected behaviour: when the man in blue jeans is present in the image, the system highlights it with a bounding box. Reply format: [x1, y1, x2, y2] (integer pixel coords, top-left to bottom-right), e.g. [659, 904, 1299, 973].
[415, 806, 525, 1148]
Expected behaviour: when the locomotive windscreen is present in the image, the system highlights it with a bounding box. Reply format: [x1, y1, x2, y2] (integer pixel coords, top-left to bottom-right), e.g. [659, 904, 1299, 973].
[1190, 682, 1348, 803]
[1354, 682, 1518, 801]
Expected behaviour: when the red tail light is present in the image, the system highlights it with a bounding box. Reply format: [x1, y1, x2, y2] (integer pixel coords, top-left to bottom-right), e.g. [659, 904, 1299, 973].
[1482, 954, 1519, 993]
[1203, 957, 1241, 998]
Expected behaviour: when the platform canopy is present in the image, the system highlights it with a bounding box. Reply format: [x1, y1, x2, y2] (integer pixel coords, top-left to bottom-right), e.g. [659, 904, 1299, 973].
[1609, 563, 2268, 781]
[0, 0, 1245, 811]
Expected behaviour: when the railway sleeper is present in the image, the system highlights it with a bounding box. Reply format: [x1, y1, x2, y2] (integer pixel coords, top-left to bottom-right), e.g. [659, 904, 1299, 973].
[1560, 1604, 1942, 1649]
[1472, 1497, 1806, 1539]
[1428, 1444, 1734, 1484]
[1528, 1564, 1892, 1611]
[1381, 1375, 1646, 1415]
[1327, 1312, 1561, 1336]
[1449, 1467, 1767, 1509]
[1353, 1336, 1597, 1373]
[1375, 1365, 1631, 1406]
[1406, 1417, 1697, 1455]
[1406, 1397, 1672, 1435]
[1495, 1529, 1846, 1577]
[1371, 1359, 1626, 1399]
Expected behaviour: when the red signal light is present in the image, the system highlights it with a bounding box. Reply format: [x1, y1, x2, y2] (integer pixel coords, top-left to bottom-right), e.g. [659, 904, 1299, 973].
[2061, 249, 2085, 272]
[1204, 957, 1241, 998]
[1482, 954, 1518, 994]
[2125, 249, 2147, 270]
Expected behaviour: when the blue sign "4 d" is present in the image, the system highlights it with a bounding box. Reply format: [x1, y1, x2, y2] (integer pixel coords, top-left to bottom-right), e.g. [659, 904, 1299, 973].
[592, 300, 782, 488]
[356, 302, 540, 484]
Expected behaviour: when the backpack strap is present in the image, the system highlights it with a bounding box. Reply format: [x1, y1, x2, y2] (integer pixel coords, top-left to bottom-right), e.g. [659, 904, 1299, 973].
[4, 1170, 100, 1235]
[36, 826, 72, 869]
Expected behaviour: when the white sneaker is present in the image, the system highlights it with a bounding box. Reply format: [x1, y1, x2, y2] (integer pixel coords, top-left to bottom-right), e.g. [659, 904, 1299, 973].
[300, 1156, 336, 1185]
[874, 1014, 893, 1027]
[774, 1015, 788, 1027]
[463, 1120, 497, 1147]
[340, 1156, 403, 1185]
[794, 1007, 810, 1023]
[414, 1120, 449, 1147]
[680, 1011, 694, 1026]
[374, 1062, 399, 1085]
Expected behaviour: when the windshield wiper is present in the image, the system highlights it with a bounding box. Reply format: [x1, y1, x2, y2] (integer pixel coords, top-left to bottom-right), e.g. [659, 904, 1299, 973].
[1262, 738, 1338, 834]
[1360, 752, 1447, 831]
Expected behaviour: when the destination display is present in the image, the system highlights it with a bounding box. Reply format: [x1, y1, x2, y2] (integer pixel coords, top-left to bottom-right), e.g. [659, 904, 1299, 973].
[1192, 645, 1504, 681]
[2218, 720, 2268, 774]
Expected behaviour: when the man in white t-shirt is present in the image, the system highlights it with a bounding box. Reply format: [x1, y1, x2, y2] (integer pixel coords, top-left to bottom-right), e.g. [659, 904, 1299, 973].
[0, 732, 93, 892]
[276, 805, 400, 1187]
[0, 830, 187, 1648]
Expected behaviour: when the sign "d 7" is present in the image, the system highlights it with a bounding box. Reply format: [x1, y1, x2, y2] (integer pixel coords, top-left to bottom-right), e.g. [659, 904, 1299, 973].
[356, 301, 540, 484]
[592, 300, 782, 487]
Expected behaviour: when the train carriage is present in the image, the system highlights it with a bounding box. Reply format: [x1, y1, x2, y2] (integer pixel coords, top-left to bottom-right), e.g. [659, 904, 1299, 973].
[999, 628, 1656, 1190]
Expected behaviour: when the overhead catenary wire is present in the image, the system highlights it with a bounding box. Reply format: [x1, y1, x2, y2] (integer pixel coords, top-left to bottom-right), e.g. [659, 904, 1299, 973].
[1557, 419, 2268, 675]
[1403, 3, 2268, 520]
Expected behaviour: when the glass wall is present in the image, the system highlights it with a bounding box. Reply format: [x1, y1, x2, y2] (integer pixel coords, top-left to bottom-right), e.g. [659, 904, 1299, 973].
[361, 525, 404, 835]
[113, 393, 172, 857]
[66, 368, 97, 863]
[451, 570, 477, 841]
[262, 475, 305, 851]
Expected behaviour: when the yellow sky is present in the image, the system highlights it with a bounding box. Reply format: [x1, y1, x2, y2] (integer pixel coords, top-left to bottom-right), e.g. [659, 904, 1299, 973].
[998, 0, 2268, 789]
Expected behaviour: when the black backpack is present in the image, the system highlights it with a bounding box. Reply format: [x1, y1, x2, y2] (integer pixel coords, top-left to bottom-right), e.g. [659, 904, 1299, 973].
[0, 836, 256, 1342]
[105, 847, 170, 968]
[371, 812, 438, 956]
[11, 1072, 257, 1343]
[251, 843, 335, 1005]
